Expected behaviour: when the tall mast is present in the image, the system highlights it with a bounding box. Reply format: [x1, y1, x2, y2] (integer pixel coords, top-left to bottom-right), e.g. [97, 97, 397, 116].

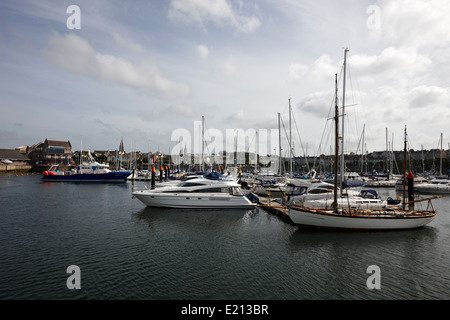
[361, 124, 365, 174]
[289, 98, 293, 177]
[201, 115, 205, 172]
[386, 127, 389, 179]
[278, 113, 282, 176]
[80, 137, 83, 165]
[391, 133, 394, 176]
[333, 73, 339, 213]
[440, 132, 443, 177]
[340, 48, 349, 196]
[255, 129, 258, 173]
[402, 126, 407, 210]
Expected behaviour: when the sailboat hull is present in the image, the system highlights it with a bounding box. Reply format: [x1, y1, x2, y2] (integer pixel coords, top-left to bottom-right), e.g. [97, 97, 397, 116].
[288, 205, 436, 230]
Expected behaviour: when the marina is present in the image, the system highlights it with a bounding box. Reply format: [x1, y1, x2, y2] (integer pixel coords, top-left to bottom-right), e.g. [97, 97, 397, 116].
[1, 173, 450, 301]
[2, 1, 450, 309]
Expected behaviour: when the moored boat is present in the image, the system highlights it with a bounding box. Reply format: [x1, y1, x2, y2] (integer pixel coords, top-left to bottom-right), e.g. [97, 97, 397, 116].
[288, 49, 439, 231]
[42, 151, 131, 182]
[289, 204, 437, 230]
[299, 189, 402, 210]
[132, 177, 256, 209]
[414, 178, 450, 194]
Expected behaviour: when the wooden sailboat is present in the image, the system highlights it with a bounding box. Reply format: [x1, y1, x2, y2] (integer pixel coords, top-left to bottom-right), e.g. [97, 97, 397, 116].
[288, 49, 439, 230]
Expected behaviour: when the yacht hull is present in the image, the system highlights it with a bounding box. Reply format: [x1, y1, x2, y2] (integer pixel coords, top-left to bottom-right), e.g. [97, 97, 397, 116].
[288, 205, 436, 230]
[414, 186, 450, 194]
[133, 191, 256, 209]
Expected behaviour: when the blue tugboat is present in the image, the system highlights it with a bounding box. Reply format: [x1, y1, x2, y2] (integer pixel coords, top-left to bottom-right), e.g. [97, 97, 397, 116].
[43, 151, 131, 182]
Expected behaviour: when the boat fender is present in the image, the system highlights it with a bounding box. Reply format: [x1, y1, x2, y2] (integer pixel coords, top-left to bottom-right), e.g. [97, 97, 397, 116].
[43, 171, 48, 176]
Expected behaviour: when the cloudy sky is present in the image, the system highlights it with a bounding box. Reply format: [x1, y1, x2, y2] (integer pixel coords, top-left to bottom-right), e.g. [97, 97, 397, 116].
[1, 0, 449, 158]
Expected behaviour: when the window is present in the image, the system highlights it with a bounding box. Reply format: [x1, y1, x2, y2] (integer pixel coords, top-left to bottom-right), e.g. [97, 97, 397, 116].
[46, 147, 65, 154]
[182, 182, 205, 187]
[309, 188, 329, 194]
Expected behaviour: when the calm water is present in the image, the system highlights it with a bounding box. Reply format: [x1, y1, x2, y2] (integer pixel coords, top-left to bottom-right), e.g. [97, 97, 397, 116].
[1, 174, 449, 301]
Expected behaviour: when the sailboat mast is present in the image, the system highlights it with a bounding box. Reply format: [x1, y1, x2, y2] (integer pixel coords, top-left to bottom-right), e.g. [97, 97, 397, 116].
[361, 124, 365, 174]
[255, 129, 258, 174]
[340, 48, 349, 196]
[386, 128, 389, 179]
[289, 98, 293, 177]
[333, 73, 339, 213]
[402, 126, 407, 210]
[201, 115, 205, 172]
[440, 132, 443, 177]
[278, 113, 282, 176]
[80, 137, 83, 165]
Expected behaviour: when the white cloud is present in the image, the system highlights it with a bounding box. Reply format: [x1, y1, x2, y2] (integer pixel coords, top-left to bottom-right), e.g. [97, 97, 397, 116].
[197, 44, 209, 58]
[139, 103, 194, 123]
[43, 33, 190, 99]
[349, 46, 432, 81]
[169, 0, 261, 33]
[289, 54, 337, 83]
[218, 55, 237, 76]
[167, 104, 195, 117]
[380, 0, 450, 49]
[408, 85, 450, 110]
[113, 33, 143, 53]
[226, 110, 278, 130]
[297, 90, 336, 118]
[289, 63, 308, 80]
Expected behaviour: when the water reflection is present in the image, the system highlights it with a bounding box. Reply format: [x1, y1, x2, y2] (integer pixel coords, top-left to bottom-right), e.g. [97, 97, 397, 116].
[290, 225, 438, 244]
[133, 206, 258, 231]
[287, 225, 441, 299]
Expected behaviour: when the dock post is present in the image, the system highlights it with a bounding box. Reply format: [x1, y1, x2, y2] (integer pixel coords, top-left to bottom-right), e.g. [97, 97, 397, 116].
[151, 166, 156, 189]
[407, 171, 414, 210]
[160, 166, 163, 182]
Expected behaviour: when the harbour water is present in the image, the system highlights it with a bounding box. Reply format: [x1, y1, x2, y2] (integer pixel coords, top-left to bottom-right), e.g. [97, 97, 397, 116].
[1, 174, 450, 303]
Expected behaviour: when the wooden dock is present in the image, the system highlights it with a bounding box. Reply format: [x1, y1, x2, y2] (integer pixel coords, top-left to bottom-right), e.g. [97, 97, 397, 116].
[256, 195, 294, 225]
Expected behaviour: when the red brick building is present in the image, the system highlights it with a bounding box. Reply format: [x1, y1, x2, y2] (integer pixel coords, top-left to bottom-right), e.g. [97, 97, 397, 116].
[27, 139, 72, 165]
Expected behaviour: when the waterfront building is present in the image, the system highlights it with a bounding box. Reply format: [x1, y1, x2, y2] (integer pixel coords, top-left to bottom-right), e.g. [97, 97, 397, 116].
[27, 139, 72, 165]
[0, 149, 31, 172]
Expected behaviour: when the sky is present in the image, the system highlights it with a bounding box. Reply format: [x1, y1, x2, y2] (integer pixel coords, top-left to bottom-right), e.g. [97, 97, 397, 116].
[1, 0, 449, 159]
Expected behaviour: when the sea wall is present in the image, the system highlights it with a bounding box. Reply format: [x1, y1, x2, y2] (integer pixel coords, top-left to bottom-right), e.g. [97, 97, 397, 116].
[0, 164, 33, 173]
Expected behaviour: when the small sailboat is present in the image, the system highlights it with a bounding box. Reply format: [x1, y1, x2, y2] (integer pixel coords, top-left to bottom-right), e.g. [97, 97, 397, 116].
[288, 49, 439, 230]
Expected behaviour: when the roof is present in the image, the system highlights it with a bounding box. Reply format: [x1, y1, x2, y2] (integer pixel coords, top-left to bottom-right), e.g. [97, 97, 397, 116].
[0, 149, 30, 161]
[45, 139, 72, 148]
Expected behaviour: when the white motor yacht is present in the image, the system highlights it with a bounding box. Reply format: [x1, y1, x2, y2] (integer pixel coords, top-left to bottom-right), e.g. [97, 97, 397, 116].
[132, 177, 255, 209]
[414, 178, 450, 194]
[290, 181, 360, 204]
